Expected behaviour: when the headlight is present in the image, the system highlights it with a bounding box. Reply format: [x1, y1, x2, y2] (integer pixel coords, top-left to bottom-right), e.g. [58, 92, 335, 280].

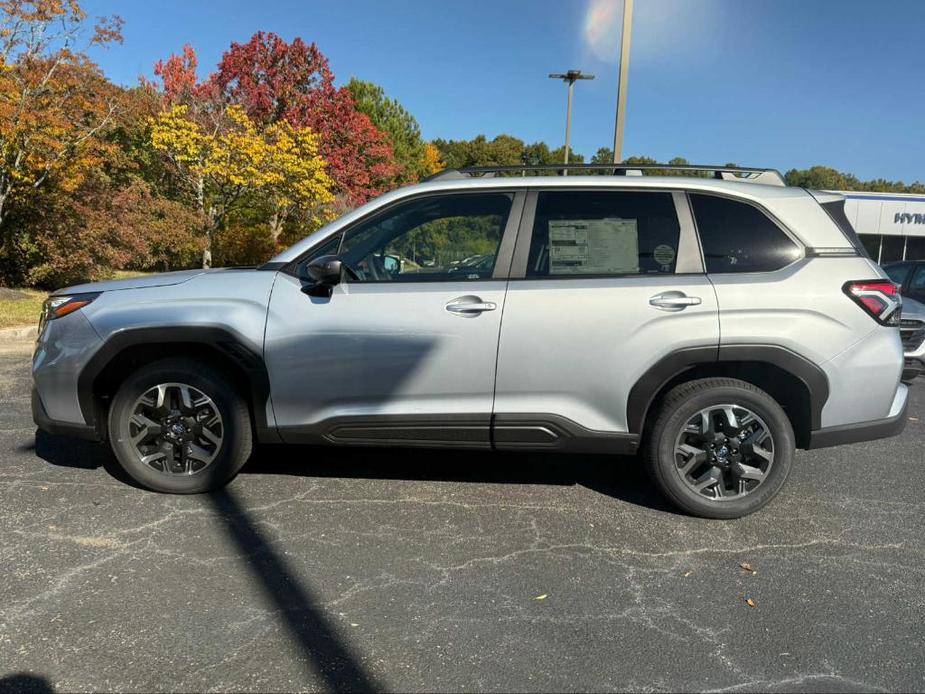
[39, 292, 101, 330]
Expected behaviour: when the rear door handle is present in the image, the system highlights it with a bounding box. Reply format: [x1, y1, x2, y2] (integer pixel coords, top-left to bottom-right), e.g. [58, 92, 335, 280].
[445, 296, 497, 317]
[649, 292, 702, 311]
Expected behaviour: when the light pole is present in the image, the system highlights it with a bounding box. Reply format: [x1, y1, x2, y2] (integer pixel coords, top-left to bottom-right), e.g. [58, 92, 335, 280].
[549, 69, 594, 174]
[612, 0, 634, 164]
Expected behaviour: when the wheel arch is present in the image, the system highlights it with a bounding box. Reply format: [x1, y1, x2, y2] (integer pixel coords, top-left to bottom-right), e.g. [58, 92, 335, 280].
[628, 345, 829, 449]
[78, 326, 278, 442]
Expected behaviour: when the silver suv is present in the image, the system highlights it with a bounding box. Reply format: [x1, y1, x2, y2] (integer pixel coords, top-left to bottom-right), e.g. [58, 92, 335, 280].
[32, 165, 909, 518]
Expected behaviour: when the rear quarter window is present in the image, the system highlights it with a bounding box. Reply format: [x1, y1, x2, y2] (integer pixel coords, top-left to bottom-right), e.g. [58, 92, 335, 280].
[690, 194, 801, 273]
[820, 199, 868, 257]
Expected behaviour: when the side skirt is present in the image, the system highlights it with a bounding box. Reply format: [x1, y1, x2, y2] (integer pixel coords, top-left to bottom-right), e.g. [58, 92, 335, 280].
[276, 413, 639, 455]
[493, 413, 639, 455]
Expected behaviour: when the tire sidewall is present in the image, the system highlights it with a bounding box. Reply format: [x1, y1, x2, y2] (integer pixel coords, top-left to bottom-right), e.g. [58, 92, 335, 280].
[650, 384, 794, 519]
[108, 360, 251, 494]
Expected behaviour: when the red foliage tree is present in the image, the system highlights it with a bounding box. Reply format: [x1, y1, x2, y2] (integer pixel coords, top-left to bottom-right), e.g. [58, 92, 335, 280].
[214, 32, 398, 206]
[152, 45, 201, 104]
[147, 44, 223, 130]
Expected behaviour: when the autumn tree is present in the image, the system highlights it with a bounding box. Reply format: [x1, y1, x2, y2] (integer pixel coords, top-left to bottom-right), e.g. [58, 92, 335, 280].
[347, 78, 428, 183]
[0, 0, 122, 230]
[218, 105, 334, 243]
[422, 142, 443, 177]
[150, 102, 333, 266]
[214, 32, 398, 206]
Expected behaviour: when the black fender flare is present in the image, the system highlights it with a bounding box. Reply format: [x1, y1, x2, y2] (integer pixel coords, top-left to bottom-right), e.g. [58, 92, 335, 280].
[626, 344, 830, 434]
[77, 326, 274, 437]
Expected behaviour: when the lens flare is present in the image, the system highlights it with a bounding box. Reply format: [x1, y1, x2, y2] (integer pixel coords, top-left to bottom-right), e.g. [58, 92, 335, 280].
[584, 0, 621, 62]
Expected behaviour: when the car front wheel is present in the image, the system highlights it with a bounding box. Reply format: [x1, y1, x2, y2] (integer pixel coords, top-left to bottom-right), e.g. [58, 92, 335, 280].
[107, 358, 253, 493]
[645, 377, 794, 519]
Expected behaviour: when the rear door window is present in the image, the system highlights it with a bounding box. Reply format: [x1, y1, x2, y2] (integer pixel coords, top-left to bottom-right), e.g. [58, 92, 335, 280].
[690, 194, 801, 273]
[526, 191, 682, 277]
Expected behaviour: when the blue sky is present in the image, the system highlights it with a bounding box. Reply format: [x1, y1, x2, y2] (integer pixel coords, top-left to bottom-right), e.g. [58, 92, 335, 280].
[82, 0, 925, 182]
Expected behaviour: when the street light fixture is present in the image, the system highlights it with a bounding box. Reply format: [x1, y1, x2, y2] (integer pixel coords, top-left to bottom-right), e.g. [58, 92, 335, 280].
[549, 69, 595, 174]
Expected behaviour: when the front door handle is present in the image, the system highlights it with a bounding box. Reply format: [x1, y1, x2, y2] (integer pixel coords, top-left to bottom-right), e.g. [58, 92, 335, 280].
[649, 291, 702, 311]
[445, 295, 497, 317]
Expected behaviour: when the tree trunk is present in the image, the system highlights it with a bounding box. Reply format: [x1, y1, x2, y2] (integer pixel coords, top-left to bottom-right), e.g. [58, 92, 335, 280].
[202, 220, 214, 269]
[197, 176, 212, 269]
[269, 206, 289, 245]
[269, 209, 282, 244]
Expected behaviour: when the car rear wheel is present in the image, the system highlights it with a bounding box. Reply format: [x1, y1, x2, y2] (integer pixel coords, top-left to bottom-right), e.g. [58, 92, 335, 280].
[107, 358, 252, 493]
[645, 377, 794, 519]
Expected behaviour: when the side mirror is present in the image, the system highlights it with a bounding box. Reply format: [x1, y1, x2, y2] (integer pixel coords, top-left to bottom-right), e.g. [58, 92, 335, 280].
[301, 255, 343, 297]
[383, 254, 400, 273]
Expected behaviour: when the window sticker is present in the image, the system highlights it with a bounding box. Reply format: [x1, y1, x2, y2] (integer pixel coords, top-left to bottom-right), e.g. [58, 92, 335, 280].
[653, 243, 676, 268]
[548, 218, 639, 275]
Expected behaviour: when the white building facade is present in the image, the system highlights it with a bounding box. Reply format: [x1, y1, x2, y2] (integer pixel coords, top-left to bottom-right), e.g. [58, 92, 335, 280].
[837, 191, 925, 264]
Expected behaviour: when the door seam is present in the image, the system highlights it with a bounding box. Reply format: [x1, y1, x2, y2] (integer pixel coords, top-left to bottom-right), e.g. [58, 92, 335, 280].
[489, 278, 510, 451]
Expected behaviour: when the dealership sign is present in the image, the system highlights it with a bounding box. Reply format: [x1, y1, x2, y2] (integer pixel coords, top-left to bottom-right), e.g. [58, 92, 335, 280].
[895, 213, 925, 225]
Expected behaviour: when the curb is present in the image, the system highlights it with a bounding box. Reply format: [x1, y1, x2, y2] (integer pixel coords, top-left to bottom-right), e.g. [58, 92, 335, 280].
[0, 324, 37, 342]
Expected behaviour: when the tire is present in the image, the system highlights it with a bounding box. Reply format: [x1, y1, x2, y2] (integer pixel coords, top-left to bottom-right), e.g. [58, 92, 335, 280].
[107, 358, 253, 493]
[645, 377, 794, 519]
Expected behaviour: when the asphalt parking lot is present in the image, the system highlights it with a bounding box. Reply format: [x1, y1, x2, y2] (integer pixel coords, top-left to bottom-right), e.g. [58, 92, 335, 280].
[1, 344, 924, 693]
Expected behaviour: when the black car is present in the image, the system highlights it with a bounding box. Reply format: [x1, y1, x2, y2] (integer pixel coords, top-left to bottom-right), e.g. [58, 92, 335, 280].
[884, 261, 925, 303]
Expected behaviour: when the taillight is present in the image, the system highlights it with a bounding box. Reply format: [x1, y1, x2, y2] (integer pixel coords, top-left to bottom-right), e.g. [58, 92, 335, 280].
[843, 280, 901, 326]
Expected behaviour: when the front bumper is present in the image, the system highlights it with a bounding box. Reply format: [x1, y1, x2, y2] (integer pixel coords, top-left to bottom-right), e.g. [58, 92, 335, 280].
[808, 383, 909, 449]
[32, 386, 101, 441]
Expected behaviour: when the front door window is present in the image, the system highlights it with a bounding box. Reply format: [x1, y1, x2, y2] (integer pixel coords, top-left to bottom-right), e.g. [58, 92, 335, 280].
[309, 193, 513, 283]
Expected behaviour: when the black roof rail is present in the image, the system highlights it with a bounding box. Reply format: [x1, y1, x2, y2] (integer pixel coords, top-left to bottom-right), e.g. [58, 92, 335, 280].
[424, 164, 787, 186]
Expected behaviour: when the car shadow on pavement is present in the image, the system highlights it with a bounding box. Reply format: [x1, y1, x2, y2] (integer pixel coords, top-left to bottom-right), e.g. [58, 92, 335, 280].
[0, 672, 55, 693]
[32, 430, 141, 488]
[243, 444, 676, 514]
[27, 433, 673, 688]
[31, 430, 675, 513]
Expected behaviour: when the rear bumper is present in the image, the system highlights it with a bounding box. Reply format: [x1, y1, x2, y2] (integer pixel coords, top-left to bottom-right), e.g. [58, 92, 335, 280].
[808, 383, 909, 449]
[32, 386, 101, 441]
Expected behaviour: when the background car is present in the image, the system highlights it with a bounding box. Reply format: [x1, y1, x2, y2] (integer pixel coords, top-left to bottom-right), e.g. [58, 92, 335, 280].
[884, 260, 925, 304]
[900, 295, 925, 379]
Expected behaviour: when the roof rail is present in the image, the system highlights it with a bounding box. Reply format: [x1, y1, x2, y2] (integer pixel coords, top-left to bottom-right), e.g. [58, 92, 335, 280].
[424, 164, 787, 186]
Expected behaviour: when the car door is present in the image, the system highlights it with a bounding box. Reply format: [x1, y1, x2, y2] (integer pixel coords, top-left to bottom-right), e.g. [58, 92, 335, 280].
[492, 188, 719, 449]
[264, 190, 523, 447]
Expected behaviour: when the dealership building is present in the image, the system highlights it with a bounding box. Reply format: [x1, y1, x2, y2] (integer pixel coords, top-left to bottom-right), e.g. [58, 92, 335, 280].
[836, 191, 925, 263]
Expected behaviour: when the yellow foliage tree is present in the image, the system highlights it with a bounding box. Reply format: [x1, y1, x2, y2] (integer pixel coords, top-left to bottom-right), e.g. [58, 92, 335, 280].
[150, 104, 334, 266]
[217, 105, 335, 242]
[422, 142, 444, 177]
